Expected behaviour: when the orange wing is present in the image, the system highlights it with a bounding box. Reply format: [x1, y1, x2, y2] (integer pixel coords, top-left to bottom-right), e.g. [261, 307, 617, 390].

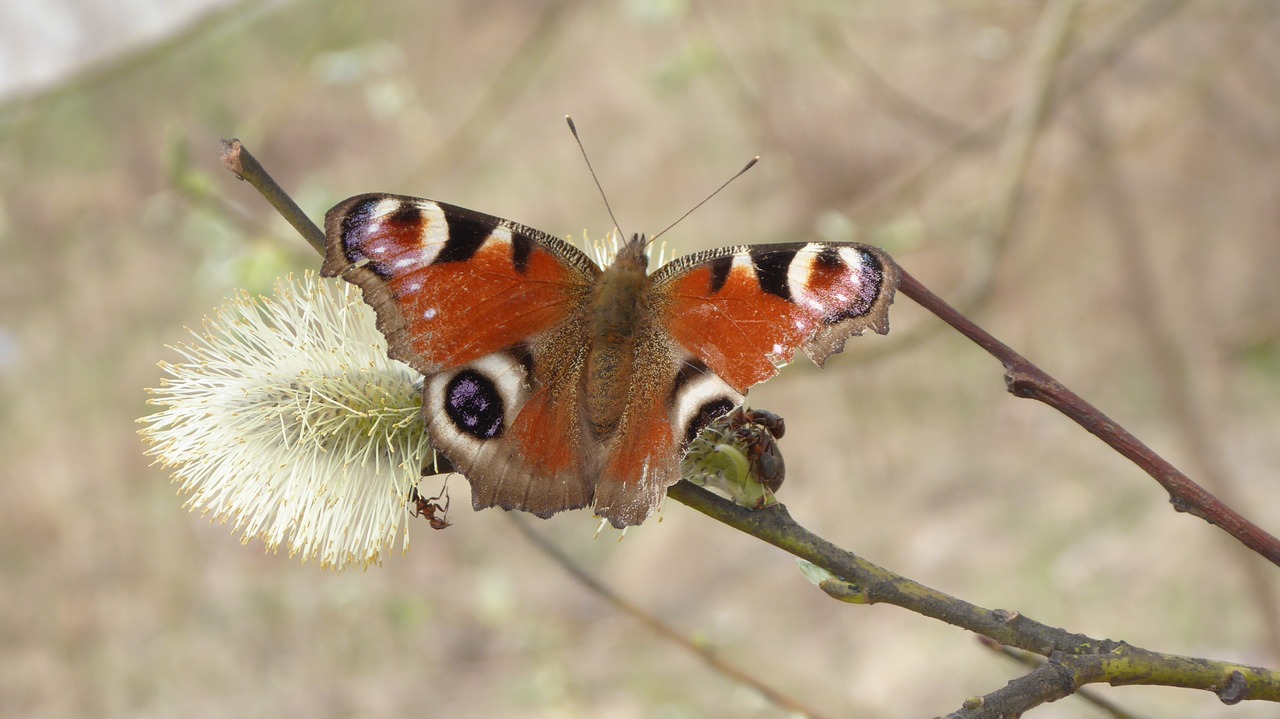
[652, 242, 899, 393]
[325, 194, 601, 519]
[423, 337, 596, 521]
[323, 194, 599, 375]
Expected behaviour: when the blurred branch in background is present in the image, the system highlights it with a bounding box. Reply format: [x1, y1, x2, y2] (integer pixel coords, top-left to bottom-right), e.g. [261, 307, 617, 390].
[696, 0, 1190, 228]
[697, 0, 1192, 376]
[841, 0, 1081, 365]
[1073, 87, 1280, 658]
[399, 0, 584, 188]
[818, 34, 969, 141]
[847, 0, 1192, 218]
[507, 515, 831, 719]
[221, 138, 1280, 716]
[979, 0, 1079, 293]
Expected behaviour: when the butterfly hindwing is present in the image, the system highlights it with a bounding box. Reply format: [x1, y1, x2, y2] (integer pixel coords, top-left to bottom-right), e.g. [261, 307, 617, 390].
[423, 334, 596, 519]
[592, 337, 745, 527]
[322, 194, 599, 375]
[652, 242, 899, 393]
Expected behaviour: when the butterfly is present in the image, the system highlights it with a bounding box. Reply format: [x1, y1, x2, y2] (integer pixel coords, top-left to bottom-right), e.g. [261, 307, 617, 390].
[321, 193, 899, 527]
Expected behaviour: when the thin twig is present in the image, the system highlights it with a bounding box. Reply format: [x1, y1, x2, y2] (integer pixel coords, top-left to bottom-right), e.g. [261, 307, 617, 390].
[220, 139, 325, 254]
[976, 637, 1147, 719]
[507, 515, 832, 719]
[896, 267, 1280, 567]
[944, 651, 1259, 719]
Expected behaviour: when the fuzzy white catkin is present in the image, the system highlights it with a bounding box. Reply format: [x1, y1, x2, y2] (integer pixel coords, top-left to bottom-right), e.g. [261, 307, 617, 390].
[139, 272, 433, 570]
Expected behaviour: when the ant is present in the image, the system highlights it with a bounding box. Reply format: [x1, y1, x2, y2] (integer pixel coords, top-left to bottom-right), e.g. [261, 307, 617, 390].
[409, 482, 452, 530]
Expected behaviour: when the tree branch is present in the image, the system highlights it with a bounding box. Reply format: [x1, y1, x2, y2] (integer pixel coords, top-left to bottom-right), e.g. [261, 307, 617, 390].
[976, 637, 1145, 719]
[220, 138, 325, 255]
[398, 0, 583, 188]
[982, 0, 1080, 267]
[946, 648, 1279, 718]
[666, 481, 1280, 712]
[896, 268, 1280, 567]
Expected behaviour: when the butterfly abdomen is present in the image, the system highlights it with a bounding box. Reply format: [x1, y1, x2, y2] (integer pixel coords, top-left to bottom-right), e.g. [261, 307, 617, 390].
[583, 241, 653, 439]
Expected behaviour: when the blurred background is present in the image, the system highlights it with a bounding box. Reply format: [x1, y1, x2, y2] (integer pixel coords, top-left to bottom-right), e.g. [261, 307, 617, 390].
[3, 1, 1279, 717]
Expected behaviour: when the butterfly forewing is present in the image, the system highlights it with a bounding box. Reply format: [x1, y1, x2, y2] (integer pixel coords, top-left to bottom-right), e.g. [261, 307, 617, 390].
[323, 194, 599, 375]
[652, 242, 899, 393]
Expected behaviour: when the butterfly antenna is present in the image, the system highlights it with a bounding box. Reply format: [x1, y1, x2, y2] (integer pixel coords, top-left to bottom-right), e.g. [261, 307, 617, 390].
[648, 156, 759, 245]
[566, 116, 625, 239]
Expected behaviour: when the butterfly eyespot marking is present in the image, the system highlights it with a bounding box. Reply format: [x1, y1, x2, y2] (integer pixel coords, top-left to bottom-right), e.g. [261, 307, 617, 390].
[669, 358, 744, 446]
[819, 248, 887, 323]
[444, 370, 505, 440]
[684, 397, 738, 446]
[337, 197, 448, 278]
[426, 349, 534, 448]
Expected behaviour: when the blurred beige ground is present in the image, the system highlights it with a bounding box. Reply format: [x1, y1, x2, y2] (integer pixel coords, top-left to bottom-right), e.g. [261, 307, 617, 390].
[2, 1, 1279, 717]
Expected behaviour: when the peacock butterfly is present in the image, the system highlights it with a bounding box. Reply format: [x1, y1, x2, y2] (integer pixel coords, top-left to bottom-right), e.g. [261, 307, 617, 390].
[321, 193, 899, 527]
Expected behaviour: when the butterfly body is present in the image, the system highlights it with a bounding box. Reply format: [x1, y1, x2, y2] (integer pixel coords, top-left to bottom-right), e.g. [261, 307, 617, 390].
[323, 193, 898, 527]
[583, 237, 652, 439]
